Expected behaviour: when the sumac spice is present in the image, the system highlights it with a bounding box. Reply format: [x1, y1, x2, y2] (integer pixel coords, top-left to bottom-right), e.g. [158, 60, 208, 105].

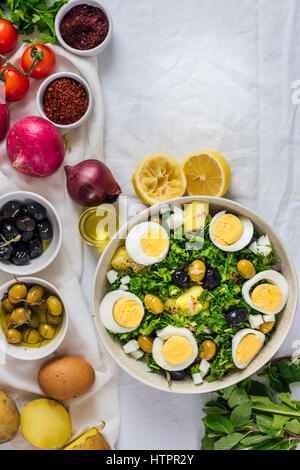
[60, 4, 109, 51]
[43, 77, 89, 125]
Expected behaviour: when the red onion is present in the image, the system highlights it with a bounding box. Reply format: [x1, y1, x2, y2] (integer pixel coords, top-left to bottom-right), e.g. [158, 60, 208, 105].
[65, 159, 121, 207]
[6, 116, 65, 177]
[0, 102, 9, 140]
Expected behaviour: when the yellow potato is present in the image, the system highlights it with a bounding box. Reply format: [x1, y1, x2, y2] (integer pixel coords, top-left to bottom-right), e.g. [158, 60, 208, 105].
[111, 246, 144, 273]
[0, 390, 20, 444]
[64, 427, 110, 450]
[21, 399, 72, 449]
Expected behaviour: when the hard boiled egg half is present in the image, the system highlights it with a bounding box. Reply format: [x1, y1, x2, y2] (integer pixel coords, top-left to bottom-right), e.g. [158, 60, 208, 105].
[232, 329, 265, 369]
[209, 211, 254, 252]
[242, 270, 288, 315]
[126, 222, 169, 266]
[100, 290, 144, 333]
[152, 326, 198, 371]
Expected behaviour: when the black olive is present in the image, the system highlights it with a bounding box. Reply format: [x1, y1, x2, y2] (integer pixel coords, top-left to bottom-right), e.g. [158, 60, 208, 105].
[171, 269, 190, 288]
[0, 244, 14, 260]
[203, 267, 221, 290]
[26, 201, 47, 221]
[29, 238, 42, 259]
[11, 244, 30, 266]
[16, 215, 36, 232]
[169, 370, 186, 381]
[2, 200, 21, 219]
[225, 307, 248, 326]
[1, 223, 20, 241]
[21, 230, 35, 243]
[37, 219, 53, 240]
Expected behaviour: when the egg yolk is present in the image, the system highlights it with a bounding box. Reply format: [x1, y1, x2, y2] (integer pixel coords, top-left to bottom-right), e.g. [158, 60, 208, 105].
[113, 298, 144, 328]
[212, 214, 243, 246]
[251, 283, 282, 312]
[236, 334, 262, 364]
[161, 335, 194, 365]
[141, 228, 168, 258]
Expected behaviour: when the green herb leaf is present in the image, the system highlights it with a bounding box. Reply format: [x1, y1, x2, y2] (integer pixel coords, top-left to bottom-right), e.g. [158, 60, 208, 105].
[204, 414, 234, 434]
[214, 433, 244, 450]
[230, 402, 252, 429]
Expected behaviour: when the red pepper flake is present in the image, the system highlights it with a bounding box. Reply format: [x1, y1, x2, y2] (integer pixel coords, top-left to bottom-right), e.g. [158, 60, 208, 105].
[60, 4, 109, 51]
[43, 77, 89, 126]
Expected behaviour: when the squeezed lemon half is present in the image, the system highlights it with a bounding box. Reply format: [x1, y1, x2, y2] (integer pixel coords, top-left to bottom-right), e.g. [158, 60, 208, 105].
[132, 153, 187, 205]
[181, 151, 231, 197]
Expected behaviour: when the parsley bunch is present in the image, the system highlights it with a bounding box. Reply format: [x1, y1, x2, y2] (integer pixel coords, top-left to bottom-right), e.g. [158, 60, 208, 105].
[0, 0, 68, 44]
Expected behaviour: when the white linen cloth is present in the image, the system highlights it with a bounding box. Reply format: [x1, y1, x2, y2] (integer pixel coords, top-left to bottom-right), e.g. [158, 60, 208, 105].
[0, 44, 119, 449]
[96, 0, 300, 450]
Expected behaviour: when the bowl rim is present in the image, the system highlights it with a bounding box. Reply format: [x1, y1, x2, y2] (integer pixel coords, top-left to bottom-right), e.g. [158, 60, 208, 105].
[36, 71, 93, 130]
[92, 196, 298, 394]
[0, 276, 68, 361]
[54, 0, 113, 57]
[0, 190, 62, 276]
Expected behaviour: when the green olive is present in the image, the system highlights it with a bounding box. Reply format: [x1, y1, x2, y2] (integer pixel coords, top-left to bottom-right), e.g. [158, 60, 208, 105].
[26, 285, 44, 304]
[8, 283, 27, 304]
[2, 297, 14, 313]
[144, 294, 164, 314]
[22, 328, 40, 344]
[237, 259, 256, 279]
[28, 313, 39, 329]
[10, 307, 32, 326]
[39, 323, 55, 339]
[46, 313, 63, 326]
[46, 296, 63, 317]
[189, 260, 206, 283]
[6, 329, 22, 344]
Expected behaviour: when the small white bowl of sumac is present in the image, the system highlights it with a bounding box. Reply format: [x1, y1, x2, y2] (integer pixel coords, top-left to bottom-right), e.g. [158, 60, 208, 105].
[55, 0, 113, 57]
[36, 71, 93, 130]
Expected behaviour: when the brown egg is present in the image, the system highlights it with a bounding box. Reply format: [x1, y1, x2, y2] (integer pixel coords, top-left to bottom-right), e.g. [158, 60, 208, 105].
[38, 355, 95, 400]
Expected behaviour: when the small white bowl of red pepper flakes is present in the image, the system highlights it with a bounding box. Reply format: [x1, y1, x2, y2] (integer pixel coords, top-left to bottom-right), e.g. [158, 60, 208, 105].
[36, 72, 93, 130]
[55, 0, 113, 57]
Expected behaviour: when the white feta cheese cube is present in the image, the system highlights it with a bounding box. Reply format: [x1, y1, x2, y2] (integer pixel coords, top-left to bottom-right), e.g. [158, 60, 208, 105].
[192, 372, 203, 385]
[106, 269, 118, 284]
[249, 314, 264, 329]
[120, 275, 131, 285]
[165, 209, 185, 230]
[123, 340, 139, 354]
[248, 241, 258, 254]
[257, 234, 271, 247]
[199, 359, 211, 377]
[131, 349, 144, 360]
[263, 314, 275, 323]
[119, 284, 129, 291]
[256, 245, 272, 257]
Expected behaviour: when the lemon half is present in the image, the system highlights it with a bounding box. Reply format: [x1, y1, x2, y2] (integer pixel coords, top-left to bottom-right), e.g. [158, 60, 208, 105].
[182, 151, 231, 197]
[132, 153, 187, 205]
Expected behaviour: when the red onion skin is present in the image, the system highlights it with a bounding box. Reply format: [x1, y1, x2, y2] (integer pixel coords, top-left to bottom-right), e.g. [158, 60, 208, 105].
[6, 116, 65, 177]
[0, 102, 9, 141]
[65, 159, 122, 207]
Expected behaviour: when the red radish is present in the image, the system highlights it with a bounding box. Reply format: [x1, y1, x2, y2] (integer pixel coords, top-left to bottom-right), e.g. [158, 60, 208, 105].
[0, 102, 9, 140]
[65, 159, 121, 207]
[6, 116, 65, 177]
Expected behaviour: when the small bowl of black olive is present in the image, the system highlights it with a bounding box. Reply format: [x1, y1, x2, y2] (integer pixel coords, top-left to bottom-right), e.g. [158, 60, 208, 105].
[0, 191, 62, 276]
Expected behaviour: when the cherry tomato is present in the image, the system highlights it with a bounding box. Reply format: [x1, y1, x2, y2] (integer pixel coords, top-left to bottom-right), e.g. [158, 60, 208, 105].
[0, 19, 17, 54]
[0, 66, 29, 102]
[21, 44, 56, 79]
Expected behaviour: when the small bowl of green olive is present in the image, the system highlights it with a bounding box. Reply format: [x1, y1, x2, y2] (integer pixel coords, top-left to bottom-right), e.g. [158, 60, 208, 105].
[0, 277, 68, 361]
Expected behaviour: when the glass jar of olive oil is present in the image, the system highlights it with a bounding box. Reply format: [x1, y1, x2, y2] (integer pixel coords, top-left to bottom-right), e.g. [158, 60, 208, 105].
[79, 204, 119, 251]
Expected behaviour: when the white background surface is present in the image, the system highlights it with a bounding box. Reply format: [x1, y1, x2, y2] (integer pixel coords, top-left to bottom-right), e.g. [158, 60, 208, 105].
[2, 0, 300, 451]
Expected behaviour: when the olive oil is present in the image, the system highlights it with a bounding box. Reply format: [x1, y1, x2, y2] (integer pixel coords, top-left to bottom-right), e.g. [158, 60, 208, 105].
[79, 204, 119, 251]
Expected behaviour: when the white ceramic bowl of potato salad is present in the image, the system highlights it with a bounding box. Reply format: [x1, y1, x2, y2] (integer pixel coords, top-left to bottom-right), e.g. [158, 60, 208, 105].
[93, 196, 297, 394]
